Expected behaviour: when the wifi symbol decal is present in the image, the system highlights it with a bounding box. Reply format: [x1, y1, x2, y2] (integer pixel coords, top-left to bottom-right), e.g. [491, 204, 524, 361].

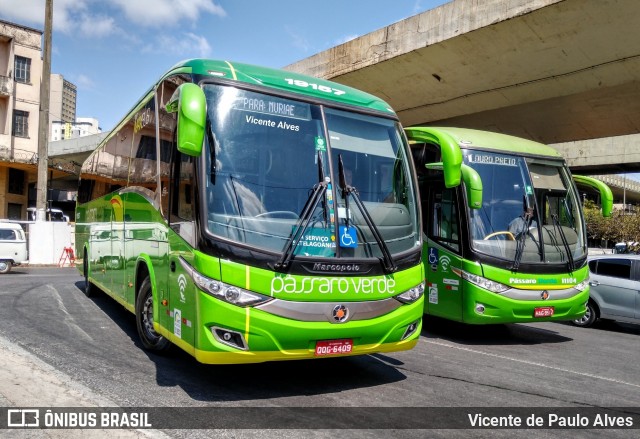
[439, 255, 451, 272]
[178, 274, 188, 303]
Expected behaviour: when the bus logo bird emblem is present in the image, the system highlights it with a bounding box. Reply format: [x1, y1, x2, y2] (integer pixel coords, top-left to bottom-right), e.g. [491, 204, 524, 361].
[332, 305, 349, 323]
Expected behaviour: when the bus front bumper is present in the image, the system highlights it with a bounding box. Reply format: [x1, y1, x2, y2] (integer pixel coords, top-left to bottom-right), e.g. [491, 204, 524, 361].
[167, 293, 424, 364]
[461, 286, 589, 325]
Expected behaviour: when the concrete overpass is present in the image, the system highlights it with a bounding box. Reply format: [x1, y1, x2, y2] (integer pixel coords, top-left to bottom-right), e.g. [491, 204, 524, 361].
[49, 132, 108, 174]
[285, 0, 640, 174]
[49, 0, 640, 203]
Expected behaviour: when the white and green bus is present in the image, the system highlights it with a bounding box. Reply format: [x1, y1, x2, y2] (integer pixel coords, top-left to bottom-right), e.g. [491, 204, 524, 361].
[406, 127, 612, 324]
[75, 59, 425, 364]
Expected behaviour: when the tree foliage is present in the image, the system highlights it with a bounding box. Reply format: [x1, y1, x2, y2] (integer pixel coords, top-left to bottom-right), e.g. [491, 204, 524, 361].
[583, 199, 640, 245]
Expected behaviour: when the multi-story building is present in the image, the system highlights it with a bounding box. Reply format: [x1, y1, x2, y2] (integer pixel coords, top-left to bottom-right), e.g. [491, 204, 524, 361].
[51, 117, 101, 142]
[50, 73, 77, 124]
[0, 19, 42, 220]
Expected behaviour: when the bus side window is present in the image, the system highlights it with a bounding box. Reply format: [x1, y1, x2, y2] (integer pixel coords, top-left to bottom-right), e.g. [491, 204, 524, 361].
[430, 187, 460, 253]
[128, 96, 159, 203]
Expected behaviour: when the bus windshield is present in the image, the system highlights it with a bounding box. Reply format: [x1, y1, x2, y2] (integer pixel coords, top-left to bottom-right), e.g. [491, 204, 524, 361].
[465, 150, 586, 266]
[204, 84, 419, 259]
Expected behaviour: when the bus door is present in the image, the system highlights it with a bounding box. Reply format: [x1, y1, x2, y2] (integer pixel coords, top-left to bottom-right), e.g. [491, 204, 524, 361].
[425, 183, 463, 321]
[95, 198, 125, 298]
[107, 220, 126, 299]
[165, 149, 197, 349]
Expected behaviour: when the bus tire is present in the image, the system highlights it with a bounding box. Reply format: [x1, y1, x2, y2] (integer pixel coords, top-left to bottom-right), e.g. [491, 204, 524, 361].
[0, 260, 11, 274]
[83, 252, 94, 297]
[136, 276, 171, 352]
[572, 300, 598, 328]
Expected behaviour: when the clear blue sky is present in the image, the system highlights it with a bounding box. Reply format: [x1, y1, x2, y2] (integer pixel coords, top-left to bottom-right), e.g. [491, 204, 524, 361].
[1, 0, 447, 131]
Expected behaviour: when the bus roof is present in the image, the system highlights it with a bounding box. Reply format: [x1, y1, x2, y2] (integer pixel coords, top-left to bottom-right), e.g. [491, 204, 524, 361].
[163, 59, 396, 115]
[407, 126, 563, 158]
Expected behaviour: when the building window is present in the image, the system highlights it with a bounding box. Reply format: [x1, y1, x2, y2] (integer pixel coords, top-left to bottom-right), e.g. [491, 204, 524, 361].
[12, 110, 29, 137]
[7, 203, 23, 221]
[15, 56, 31, 83]
[8, 169, 25, 195]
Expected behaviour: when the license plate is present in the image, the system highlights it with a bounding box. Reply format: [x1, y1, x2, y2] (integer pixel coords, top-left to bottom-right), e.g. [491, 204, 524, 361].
[315, 339, 353, 357]
[534, 307, 554, 318]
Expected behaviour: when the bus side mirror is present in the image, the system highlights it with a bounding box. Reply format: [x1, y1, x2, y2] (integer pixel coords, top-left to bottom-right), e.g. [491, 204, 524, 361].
[426, 162, 483, 209]
[461, 164, 482, 209]
[166, 83, 206, 157]
[572, 175, 613, 217]
[405, 127, 462, 188]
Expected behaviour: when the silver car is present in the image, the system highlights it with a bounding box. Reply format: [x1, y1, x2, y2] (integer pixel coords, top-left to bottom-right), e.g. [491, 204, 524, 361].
[573, 254, 640, 327]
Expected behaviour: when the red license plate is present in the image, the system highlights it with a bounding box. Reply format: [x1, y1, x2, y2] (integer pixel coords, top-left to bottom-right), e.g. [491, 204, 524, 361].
[534, 307, 554, 318]
[315, 339, 353, 357]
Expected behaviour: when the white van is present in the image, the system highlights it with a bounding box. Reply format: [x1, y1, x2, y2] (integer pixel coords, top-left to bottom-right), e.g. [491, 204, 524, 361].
[26, 207, 70, 222]
[0, 222, 28, 273]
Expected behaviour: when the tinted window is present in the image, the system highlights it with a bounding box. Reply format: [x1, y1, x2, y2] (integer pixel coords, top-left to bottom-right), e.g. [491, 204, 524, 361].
[594, 259, 631, 280]
[430, 187, 460, 252]
[0, 229, 17, 240]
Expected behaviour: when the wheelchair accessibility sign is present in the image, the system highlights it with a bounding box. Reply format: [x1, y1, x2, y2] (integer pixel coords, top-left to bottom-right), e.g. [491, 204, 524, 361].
[339, 226, 358, 248]
[428, 247, 439, 265]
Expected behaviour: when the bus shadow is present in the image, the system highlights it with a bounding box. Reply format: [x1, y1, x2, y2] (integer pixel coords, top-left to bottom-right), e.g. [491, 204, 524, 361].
[556, 320, 640, 336]
[421, 315, 573, 346]
[75, 281, 408, 402]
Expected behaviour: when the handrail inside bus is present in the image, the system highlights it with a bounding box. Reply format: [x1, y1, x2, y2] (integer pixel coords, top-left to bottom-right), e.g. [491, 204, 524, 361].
[572, 174, 614, 217]
[404, 127, 462, 188]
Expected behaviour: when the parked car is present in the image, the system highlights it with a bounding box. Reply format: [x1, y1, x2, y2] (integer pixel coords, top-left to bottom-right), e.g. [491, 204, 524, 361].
[0, 222, 28, 274]
[573, 254, 640, 327]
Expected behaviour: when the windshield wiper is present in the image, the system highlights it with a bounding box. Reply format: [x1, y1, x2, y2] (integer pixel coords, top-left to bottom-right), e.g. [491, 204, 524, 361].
[206, 118, 217, 184]
[275, 151, 328, 271]
[338, 154, 397, 273]
[551, 213, 575, 272]
[511, 210, 533, 272]
[562, 196, 575, 229]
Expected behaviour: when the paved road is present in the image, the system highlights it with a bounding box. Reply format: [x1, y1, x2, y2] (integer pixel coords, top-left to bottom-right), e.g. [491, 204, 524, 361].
[1, 267, 639, 438]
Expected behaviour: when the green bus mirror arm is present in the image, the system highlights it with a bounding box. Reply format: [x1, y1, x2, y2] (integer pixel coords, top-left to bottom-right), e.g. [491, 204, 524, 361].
[166, 83, 206, 157]
[572, 175, 614, 217]
[405, 127, 462, 188]
[461, 163, 483, 209]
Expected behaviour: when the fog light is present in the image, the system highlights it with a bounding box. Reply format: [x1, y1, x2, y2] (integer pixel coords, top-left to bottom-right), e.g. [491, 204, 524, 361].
[402, 319, 420, 340]
[212, 327, 248, 350]
[475, 303, 486, 314]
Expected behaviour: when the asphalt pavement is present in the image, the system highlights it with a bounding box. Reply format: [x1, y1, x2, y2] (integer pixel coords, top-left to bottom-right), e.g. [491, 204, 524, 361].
[0, 270, 166, 439]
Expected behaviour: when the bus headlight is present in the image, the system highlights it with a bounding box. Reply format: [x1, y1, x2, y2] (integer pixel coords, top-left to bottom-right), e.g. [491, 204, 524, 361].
[395, 282, 425, 304]
[452, 268, 509, 294]
[190, 269, 272, 307]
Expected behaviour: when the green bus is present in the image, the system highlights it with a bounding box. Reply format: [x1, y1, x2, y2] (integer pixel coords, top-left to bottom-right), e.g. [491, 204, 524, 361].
[405, 126, 612, 324]
[75, 59, 425, 364]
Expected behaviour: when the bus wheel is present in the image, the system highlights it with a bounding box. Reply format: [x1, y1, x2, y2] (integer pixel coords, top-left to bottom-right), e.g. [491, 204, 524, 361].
[572, 300, 598, 328]
[83, 253, 94, 297]
[0, 260, 11, 274]
[136, 276, 170, 352]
